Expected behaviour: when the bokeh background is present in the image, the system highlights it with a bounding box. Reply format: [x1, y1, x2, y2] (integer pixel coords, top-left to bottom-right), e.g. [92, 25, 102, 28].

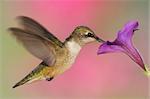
[0, 0, 149, 99]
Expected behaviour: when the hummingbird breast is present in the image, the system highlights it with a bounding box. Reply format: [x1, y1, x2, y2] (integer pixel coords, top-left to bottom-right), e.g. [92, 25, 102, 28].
[54, 40, 81, 75]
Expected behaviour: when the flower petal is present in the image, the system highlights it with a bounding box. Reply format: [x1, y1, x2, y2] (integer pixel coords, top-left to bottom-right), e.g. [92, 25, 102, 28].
[97, 21, 148, 72]
[122, 43, 146, 71]
[117, 21, 139, 42]
[97, 41, 124, 54]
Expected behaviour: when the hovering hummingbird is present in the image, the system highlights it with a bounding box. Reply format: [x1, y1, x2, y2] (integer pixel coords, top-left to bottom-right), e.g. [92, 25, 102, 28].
[9, 16, 104, 88]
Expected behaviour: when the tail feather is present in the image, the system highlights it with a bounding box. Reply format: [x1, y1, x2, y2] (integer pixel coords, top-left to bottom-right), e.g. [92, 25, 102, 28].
[12, 72, 42, 88]
[12, 75, 31, 88]
[12, 63, 47, 88]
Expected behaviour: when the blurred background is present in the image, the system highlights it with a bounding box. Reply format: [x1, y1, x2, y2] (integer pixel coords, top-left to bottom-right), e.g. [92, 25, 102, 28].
[0, 0, 149, 99]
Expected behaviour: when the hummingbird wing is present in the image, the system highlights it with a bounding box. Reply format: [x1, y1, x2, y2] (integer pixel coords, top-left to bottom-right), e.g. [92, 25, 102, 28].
[17, 16, 64, 48]
[9, 16, 65, 65]
[9, 28, 56, 66]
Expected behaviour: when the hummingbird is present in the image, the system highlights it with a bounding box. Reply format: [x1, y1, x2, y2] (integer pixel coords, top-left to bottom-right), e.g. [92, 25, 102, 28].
[9, 16, 104, 88]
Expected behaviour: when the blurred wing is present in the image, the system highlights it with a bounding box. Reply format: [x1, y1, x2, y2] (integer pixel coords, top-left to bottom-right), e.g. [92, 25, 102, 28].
[17, 16, 64, 48]
[9, 28, 55, 66]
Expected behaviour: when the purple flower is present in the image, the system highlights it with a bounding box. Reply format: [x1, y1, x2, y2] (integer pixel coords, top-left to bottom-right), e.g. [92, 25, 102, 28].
[97, 21, 149, 73]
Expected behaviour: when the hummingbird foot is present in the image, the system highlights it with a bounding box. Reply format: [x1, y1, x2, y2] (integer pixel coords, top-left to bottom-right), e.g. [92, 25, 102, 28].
[46, 77, 54, 81]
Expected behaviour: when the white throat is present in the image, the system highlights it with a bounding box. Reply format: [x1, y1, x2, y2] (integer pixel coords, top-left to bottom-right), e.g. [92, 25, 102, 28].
[65, 40, 81, 57]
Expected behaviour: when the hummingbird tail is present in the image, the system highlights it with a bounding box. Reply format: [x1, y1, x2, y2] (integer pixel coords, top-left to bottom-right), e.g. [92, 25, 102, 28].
[12, 63, 48, 88]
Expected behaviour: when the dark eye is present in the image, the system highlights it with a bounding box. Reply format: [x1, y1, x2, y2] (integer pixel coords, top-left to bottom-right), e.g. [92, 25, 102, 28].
[86, 32, 94, 37]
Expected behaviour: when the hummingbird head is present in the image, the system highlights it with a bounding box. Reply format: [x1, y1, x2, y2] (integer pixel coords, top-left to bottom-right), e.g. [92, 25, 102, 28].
[69, 26, 104, 45]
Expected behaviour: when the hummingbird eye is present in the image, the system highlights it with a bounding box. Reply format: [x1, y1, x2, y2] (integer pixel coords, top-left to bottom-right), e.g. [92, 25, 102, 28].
[86, 32, 94, 37]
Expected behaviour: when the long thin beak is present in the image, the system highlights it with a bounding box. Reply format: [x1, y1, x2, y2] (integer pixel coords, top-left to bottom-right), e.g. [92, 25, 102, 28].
[94, 35, 105, 43]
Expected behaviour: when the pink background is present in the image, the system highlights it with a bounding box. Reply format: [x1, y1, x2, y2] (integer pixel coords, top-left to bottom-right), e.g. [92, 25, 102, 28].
[1, 0, 149, 99]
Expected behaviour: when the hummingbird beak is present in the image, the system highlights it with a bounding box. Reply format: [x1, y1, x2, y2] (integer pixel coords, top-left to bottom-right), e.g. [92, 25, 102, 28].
[94, 35, 105, 43]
